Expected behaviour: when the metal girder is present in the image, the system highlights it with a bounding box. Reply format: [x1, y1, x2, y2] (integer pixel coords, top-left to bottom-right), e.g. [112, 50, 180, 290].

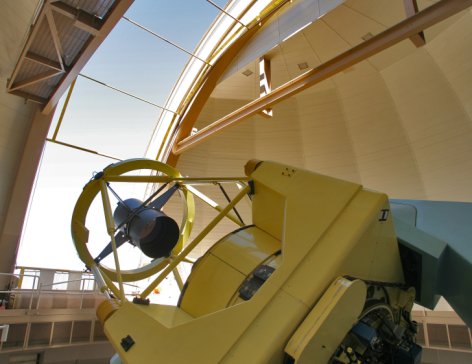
[9, 90, 48, 104]
[404, 0, 426, 47]
[173, 0, 472, 155]
[206, 0, 247, 28]
[49, 1, 103, 36]
[51, 78, 76, 141]
[25, 51, 63, 71]
[9, 70, 63, 92]
[123, 16, 210, 65]
[6, 9, 52, 92]
[78, 73, 175, 112]
[165, 0, 289, 166]
[46, 139, 122, 161]
[45, 7, 65, 70]
[43, 0, 134, 114]
[7, 0, 134, 113]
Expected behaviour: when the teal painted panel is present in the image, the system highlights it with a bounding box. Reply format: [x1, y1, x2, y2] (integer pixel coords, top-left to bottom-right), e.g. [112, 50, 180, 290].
[391, 200, 472, 328]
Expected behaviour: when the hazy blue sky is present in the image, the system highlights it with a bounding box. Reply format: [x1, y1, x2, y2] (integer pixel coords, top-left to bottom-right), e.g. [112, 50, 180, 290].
[17, 0, 224, 271]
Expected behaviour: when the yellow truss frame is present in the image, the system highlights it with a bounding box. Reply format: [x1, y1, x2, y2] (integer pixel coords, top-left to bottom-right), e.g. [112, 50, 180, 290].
[71, 159, 195, 284]
[71, 158, 250, 302]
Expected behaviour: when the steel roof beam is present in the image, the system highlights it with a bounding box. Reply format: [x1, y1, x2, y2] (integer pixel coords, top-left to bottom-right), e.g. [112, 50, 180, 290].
[9, 90, 48, 105]
[6, 9, 50, 91]
[173, 0, 472, 155]
[49, 1, 103, 36]
[25, 51, 63, 71]
[43, 0, 134, 114]
[9, 70, 63, 91]
[45, 7, 65, 70]
[205, 0, 247, 28]
[404, 0, 426, 47]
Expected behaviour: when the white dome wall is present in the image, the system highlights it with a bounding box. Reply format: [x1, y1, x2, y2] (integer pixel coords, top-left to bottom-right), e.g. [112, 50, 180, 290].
[173, 4, 472, 253]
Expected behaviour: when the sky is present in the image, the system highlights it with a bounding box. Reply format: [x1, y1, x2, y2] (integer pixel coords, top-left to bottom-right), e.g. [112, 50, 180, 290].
[16, 0, 226, 273]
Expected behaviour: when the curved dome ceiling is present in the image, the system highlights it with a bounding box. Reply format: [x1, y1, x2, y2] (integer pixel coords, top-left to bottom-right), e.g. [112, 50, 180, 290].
[173, 0, 472, 203]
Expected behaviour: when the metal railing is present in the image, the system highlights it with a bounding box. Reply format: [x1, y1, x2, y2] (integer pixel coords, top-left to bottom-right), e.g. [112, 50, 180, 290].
[0, 271, 39, 310]
[413, 313, 472, 352]
[0, 269, 99, 310]
[0, 268, 110, 352]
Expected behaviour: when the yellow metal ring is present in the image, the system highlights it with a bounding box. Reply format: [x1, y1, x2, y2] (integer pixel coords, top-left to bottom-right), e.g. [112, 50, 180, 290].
[71, 158, 195, 282]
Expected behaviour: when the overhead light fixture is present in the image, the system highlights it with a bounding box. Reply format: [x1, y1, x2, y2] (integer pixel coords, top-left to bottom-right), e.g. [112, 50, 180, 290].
[242, 69, 253, 77]
[361, 32, 374, 41]
[297, 62, 309, 70]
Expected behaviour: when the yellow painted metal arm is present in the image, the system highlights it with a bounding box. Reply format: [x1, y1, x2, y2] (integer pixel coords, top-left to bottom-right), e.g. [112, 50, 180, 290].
[140, 185, 250, 299]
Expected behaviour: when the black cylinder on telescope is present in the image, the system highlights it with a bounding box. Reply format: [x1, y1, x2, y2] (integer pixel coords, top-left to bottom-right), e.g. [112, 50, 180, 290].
[113, 198, 179, 259]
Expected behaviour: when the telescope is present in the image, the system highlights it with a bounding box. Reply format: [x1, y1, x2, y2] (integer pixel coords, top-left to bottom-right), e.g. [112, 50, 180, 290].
[71, 159, 472, 363]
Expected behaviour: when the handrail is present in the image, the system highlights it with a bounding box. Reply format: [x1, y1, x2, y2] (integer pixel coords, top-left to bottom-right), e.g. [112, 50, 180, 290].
[0, 289, 99, 297]
[15, 265, 92, 274]
[38, 278, 96, 290]
[0, 273, 125, 352]
[0, 267, 107, 311]
[0, 280, 107, 353]
[0, 272, 40, 278]
[0, 265, 145, 311]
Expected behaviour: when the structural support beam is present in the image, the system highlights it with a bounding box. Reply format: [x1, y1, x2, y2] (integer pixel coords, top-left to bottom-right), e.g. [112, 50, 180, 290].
[45, 7, 65, 70]
[404, 0, 426, 47]
[259, 56, 273, 118]
[9, 70, 63, 91]
[9, 91, 48, 104]
[206, 0, 247, 28]
[46, 139, 122, 161]
[43, 0, 134, 114]
[79, 73, 176, 112]
[173, 0, 472, 155]
[164, 0, 290, 166]
[25, 51, 63, 71]
[8, 0, 133, 111]
[51, 78, 76, 141]
[50, 1, 103, 36]
[7, 7, 50, 91]
[123, 16, 210, 65]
